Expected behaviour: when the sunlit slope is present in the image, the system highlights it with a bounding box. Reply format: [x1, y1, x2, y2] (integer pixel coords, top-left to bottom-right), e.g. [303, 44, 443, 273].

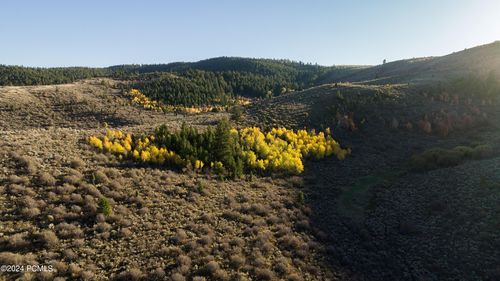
[323, 41, 500, 84]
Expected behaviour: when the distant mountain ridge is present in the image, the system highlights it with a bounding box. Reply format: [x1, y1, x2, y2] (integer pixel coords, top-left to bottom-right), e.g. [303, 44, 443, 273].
[2, 41, 500, 87]
[1, 41, 499, 106]
[0, 57, 364, 86]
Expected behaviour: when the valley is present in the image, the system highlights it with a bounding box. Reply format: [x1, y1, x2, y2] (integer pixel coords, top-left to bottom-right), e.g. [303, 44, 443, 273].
[1, 42, 500, 280]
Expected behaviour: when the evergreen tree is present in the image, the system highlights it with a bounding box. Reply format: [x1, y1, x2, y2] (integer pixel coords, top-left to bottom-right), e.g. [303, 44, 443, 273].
[213, 118, 243, 178]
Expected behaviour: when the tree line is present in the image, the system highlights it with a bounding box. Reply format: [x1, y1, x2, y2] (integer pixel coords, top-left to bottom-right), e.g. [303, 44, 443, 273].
[0, 58, 362, 106]
[0, 65, 109, 86]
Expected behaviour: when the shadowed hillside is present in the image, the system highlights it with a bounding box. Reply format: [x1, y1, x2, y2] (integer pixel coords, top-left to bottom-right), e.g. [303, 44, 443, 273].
[240, 79, 500, 280]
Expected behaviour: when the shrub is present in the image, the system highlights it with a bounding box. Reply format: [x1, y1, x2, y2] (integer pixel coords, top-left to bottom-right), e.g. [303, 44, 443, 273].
[150, 268, 166, 279]
[6, 233, 30, 249]
[213, 269, 230, 280]
[80, 270, 95, 280]
[254, 268, 275, 280]
[97, 197, 112, 216]
[95, 222, 112, 233]
[50, 205, 68, 221]
[21, 207, 41, 218]
[452, 146, 474, 158]
[57, 183, 76, 195]
[287, 273, 303, 281]
[435, 149, 463, 167]
[116, 268, 144, 281]
[176, 255, 192, 267]
[249, 203, 269, 216]
[230, 237, 245, 247]
[68, 263, 83, 278]
[204, 260, 220, 274]
[410, 148, 462, 171]
[69, 158, 85, 169]
[50, 260, 68, 274]
[296, 191, 305, 204]
[171, 273, 186, 281]
[274, 258, 291, 275]
[62, 174, 82, 185]
[229, 254, 246, 269]
[172, 229, 188, 245]
[8, 175, 28, 184]
[63, 249, 78, 261]
[19, 195, 36, 206]
[56, 222, 83, 239]
[119, 228, 132, 238]
[198, 234, 213, 246]
[38, 172, 56, 186]
[296, 219, 310, 231]
[472, 144, 494, 159]
[14, 155, 38, 175]
[230, 105, 243, 121]
[279, 234, 302, 251]
[196, 180, 205, 193]
[93, 170, 109, 184]
[0, 252, 25, 266]
[38, 230, 59, 249]
[410, 144, 495, 171]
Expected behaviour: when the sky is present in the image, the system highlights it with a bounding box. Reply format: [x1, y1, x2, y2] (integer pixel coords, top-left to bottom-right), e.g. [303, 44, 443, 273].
[1, 0, 499, 67]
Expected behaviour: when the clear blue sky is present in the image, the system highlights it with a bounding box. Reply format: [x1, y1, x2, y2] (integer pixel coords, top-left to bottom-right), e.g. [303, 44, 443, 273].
[1, 0, 499, 67]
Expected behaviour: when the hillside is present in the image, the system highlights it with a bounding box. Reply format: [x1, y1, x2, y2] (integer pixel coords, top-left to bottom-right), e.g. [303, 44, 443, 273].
[1, 58, 366, 106]
[324, 41, 500, 84]
[3, 42, 500, 105]
[242, 82, 500, 280]
[0, 79, 349, 280]
[1, 41, 500, 281]
[4, 41, 500, 107]
[0, 79, 224, 131]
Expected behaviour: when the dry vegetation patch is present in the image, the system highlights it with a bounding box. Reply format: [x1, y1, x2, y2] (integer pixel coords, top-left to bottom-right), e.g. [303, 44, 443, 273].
[0, 87, 339, 280]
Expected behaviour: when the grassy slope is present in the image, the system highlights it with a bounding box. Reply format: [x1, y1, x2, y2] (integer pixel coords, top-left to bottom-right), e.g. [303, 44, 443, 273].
[323, 41, 500, 84]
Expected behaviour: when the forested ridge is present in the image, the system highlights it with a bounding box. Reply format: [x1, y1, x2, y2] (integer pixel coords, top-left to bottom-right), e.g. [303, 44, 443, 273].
[0, 65, 109, 86]
[0, 58, 363, 106]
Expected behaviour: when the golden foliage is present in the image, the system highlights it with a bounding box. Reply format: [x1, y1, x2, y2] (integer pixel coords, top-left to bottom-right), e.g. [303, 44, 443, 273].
[128, 89, 162, 111]
[238, 127, 350, 174]
[128, 88, 227, 114]
[88, 126, 349, 175]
